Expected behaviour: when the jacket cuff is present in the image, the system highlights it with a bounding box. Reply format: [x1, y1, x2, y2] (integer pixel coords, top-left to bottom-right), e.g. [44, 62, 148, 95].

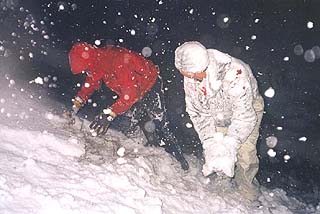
[102, 108, 117, 118]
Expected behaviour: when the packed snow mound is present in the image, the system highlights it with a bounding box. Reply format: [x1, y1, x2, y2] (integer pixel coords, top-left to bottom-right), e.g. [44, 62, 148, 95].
[0, 75, 318, 214]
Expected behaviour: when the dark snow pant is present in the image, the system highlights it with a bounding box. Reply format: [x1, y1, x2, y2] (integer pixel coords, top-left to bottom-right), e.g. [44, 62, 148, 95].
[123, 77, 189, 170]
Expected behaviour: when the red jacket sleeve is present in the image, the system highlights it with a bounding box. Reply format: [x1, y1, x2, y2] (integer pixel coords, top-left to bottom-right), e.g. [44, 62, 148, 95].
[110, 84, 140, 115]
[76, 76, 102, 102]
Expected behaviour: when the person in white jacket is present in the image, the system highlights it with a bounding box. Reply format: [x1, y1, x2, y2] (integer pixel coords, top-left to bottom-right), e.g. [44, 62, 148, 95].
[174, 41, 264, 201]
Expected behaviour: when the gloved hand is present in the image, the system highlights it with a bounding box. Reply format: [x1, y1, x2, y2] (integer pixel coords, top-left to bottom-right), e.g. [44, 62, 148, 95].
[223, 136, 240, 159]
[202, 133, 240, 177]
[89, 108, 117, 136]
[72, 96, 84, 114]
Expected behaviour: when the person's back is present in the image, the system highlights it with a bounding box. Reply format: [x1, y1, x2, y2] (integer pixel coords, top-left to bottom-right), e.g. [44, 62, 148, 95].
[69, 42, 189, 170]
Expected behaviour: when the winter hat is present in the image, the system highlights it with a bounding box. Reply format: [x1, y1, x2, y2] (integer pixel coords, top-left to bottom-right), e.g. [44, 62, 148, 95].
[175, 41, 209, 73]
[69, 42, 97, 75]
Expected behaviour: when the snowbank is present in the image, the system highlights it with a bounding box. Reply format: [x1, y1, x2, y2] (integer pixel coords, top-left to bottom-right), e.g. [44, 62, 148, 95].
[0, 74, 318, 214]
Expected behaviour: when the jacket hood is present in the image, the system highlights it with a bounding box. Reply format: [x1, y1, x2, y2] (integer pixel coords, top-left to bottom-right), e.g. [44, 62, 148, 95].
[69, 42, 97, 75]
[174, 41, 210, 73]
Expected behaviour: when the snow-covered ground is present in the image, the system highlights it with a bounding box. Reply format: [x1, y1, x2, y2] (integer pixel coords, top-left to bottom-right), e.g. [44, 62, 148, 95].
[0, 73, 319, 214]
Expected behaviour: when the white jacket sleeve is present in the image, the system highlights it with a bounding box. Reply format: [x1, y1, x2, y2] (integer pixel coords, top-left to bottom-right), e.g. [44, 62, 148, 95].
[185, 93, 217, 144]
[226, 67, 257, 144]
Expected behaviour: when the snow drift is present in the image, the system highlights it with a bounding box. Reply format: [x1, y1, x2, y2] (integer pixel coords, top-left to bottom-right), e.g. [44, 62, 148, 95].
[0, 74, 318, 214]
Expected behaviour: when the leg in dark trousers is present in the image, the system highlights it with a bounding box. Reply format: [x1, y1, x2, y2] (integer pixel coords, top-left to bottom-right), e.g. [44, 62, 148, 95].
[130, 77, 189, 170]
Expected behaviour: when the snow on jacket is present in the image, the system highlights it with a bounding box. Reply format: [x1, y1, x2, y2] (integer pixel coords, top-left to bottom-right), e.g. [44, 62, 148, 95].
[184, 49, 261, 144]
[69, 43, 159, 115]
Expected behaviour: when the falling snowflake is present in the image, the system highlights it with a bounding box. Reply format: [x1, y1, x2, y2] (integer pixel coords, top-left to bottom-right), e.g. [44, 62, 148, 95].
[264, 87, 275, 98]
[307, 21, 314, 29]
[267, 149, 277, 157]
[298, 136, 307, 142]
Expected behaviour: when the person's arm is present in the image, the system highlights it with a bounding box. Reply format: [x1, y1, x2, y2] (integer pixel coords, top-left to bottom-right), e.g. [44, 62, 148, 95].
[109, 85, 140, 115]
[184, 85, 217, 143]
[76, 76, 102, 103]
[226, 70, 257, 144]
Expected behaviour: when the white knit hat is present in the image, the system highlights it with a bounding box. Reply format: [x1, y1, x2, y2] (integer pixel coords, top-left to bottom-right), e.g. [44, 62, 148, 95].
[175, 41, 209, 73]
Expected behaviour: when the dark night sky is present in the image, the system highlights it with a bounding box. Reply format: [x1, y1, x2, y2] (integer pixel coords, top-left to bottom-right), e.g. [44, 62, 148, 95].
[1, 0, 320, 204]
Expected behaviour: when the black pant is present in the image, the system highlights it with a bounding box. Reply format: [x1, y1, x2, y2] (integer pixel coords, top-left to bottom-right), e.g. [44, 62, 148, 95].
[114, 77, 189, 170]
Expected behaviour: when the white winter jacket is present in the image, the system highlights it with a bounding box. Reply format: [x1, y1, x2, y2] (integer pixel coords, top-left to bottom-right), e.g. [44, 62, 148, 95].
[184, 49, 261, 145]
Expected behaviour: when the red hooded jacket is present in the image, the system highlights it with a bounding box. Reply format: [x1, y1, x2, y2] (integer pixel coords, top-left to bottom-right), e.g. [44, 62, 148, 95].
[69, 42, 159, 115]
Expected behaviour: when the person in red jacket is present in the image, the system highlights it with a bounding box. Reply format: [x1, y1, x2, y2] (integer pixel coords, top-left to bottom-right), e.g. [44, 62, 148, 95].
[68, 42, 189, 170]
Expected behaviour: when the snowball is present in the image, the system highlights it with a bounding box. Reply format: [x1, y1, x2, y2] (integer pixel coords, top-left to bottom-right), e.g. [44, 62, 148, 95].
[117, 147, 125, 157]
[267, 149, 276, 157]
[142, 47, 152, 57]
[266, 136, 278, 148]
[304, 49, 316, 62]
[185, 122, 193, 128]
[264, 87, 275, 98]
[307, 21, 314, 29]
[298, 136, 307, 142]
[293, 44, 304, 56]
